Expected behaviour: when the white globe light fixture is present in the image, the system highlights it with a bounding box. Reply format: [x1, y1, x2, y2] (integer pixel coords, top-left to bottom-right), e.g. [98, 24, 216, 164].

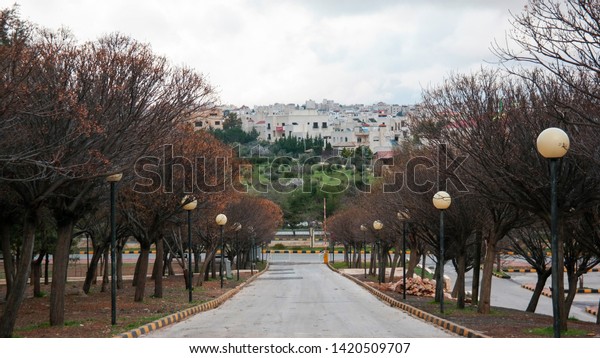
[372, 220, 383, 231]
[216, 213, 228, 226]
[536, 127, 569, 159]
[432, 191, 452, 210]
[181, 195, 197, 211]
[106, 173, 123, 182]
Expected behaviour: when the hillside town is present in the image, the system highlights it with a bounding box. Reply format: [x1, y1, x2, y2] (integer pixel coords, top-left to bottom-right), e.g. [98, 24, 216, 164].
[191, 99, 418, 158]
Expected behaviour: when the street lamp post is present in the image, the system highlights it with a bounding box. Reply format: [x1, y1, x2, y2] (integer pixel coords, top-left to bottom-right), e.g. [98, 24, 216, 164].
[536, 127, 570, 338]
[360, 224, 368, 279]
[182, 196, 197, 303]
[373, 220, 383, 284]
[216, 214, 228, 289]
[433, 191, 451, 314]
[233, 222, 242, 281]
[248, 226, 254, 275]
[106, 173, 122, 325]
[398, 210, 410, 300]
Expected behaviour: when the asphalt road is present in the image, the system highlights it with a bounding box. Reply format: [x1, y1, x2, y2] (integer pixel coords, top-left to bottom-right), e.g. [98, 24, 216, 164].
[144, 256, 455, 338]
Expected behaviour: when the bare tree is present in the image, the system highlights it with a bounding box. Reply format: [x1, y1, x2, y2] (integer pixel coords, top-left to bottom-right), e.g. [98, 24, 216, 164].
[493, 0, 600, 126]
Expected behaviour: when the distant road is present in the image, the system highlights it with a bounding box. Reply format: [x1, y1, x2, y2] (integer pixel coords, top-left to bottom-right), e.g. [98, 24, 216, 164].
[144, 256, 455, 338]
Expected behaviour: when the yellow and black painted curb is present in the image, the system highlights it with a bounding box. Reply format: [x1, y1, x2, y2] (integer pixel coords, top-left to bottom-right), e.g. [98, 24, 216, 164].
[578, 288, 600, 293]
[114, 264, 269, 338]
[521, 284, 552, 298]
[505, 268, 536, 273]
[503, 267, 600, 273]
[522, 283, 600, 296]
[264, 250, 406, 254]
[326, 264, 489, 338]
[492, 271, 511, 279]
[585, 307, 597, 316]
[78, 250, 158, 255]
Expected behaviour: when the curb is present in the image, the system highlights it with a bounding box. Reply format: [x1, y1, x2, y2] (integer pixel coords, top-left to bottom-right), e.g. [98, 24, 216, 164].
[492, 271, 511, 279]
[501, 267, 600, 273]
[521, 283, 552, 297]
[522, 283, 600, 296]
[586, 307, 598, 317]
[577, 288, 600, 294]
[327, 264, 489, 338]
[115, 263, 269, 338]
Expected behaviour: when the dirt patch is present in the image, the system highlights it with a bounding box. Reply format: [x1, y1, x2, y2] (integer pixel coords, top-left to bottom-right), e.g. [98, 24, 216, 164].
[352, 274, 600, 338]
[0, 273, 253, 338]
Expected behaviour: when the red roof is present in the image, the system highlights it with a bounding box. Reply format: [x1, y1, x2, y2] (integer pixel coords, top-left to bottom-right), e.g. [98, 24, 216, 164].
[375, 151, 394, 159]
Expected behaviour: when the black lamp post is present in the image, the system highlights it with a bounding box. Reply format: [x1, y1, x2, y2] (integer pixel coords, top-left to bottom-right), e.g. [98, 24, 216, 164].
[182, 196, 197, 303]
[248, 225, 254, 275]
[216, 214, 227, 289]
[398, 210, 410, 300]
[360, 224, 367, 279]
[537, 127, 570, 338]
[233, 222, 241, 281]
[433, 191, 451, 314]
[373, 220, 383, 284]
[106, 173, 122, 326]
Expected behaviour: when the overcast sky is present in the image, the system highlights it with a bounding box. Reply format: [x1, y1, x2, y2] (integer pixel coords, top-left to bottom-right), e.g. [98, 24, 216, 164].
[14, 0, 527, 107]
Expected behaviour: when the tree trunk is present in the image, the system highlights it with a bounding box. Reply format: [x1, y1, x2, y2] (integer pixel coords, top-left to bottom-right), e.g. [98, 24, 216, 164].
[496, 252, 501, 272]
[369, 244, 376, 276]
[471, 231, 482, 305]
[526, 271, 551, 312]
[564, 271, 579, 323]
[421, 253, 426, 279]
[379, 246, 389, 284]
[83, 248, 105, 294]
[154, 237, 164, 298]
[0, 221, 15, 300]
[0, 210, 37, 338]
[132, 252, 141, 287]
[167, 255, 175, 276]
[44, 253, 49, 285]
[478, 237, 497, 314]
[50, 219, 75, 326]
[197, 249, 216, 287]
[194, 250, 201, 273]
[389, 249, 400, 282]
[211, 254, 217, 279]
[31, 253, 45, 298]
[406, 248, 418, 278]
[455, 254, 466, 309]
[344, 244, 352, 267]
[133, 245, 150, 302]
